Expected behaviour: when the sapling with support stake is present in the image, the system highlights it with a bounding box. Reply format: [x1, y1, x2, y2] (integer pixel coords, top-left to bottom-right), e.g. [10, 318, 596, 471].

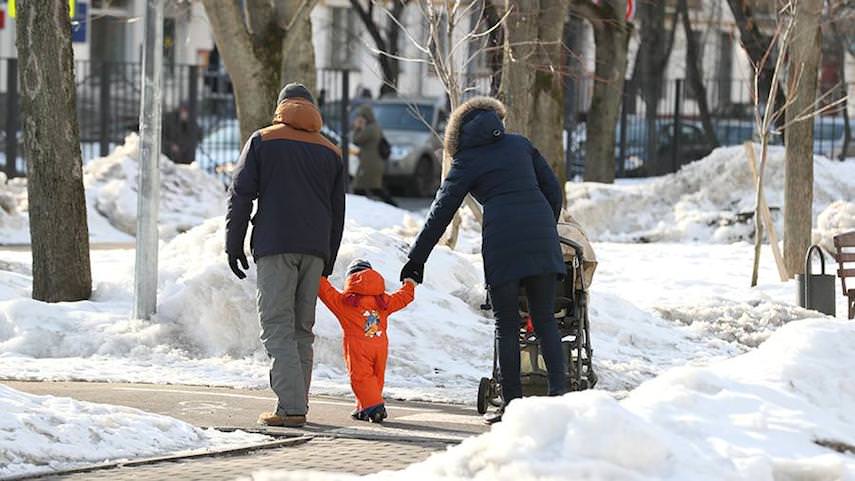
[747, 0, 846, 287]
[372, 0, 510, 248]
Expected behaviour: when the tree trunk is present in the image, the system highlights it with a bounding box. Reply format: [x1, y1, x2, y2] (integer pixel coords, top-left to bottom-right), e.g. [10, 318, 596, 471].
[637, 0, 666, 175]
[202, 0, 317, 145]
[351, 0, 405, 95]
[578, 0, 630, 183]
[501, 0, 567, 191]
[281, 9, 317, 92]
[829, 26, 850, 161]
[17, 0, 91, 302]
[483, 0, 504, 97]
[783, 0, 821, 277]
[678, 0, 718, 148]
[636, 0, 668, 174]
[725, 0, 787, 125]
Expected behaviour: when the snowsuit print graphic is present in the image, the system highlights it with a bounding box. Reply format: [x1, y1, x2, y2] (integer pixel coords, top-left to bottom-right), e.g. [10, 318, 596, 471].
[363, 311, 382, 337]
[318, 268, 414, 413]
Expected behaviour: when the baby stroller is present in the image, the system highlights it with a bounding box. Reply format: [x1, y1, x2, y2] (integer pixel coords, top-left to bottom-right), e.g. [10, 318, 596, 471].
[476, 214, 598, 414]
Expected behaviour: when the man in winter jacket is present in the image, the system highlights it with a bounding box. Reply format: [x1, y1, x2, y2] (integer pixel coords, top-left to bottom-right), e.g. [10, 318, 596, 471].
[225, 83, 346, 428]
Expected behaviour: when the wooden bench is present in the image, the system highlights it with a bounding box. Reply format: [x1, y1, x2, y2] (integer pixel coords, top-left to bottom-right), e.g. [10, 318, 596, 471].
[834, 231, 855, 319]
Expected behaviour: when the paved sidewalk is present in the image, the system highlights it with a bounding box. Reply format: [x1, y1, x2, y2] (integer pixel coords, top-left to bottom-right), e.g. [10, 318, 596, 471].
[6, 381, 486, 480]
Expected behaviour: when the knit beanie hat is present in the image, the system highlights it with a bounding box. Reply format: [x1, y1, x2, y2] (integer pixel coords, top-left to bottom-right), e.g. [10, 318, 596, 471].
[347, 259, 372, 276]
[277, 83, 316, 105]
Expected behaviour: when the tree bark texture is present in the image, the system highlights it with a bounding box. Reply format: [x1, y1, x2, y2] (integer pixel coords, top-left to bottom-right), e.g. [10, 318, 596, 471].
[633, 0, 678, 175]
[783, 0, 822, 277]
[501, 0, 567, 192]
[17, 0, 92, 302]
[725, 0, 787, 124]
[202, 0, 318, 145]
[575, 0, 630, 183]
[678, 0, 719, 149]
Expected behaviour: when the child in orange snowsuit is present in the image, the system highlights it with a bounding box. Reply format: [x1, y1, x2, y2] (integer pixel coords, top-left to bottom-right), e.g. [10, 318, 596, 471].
[318, 259, 416, 423]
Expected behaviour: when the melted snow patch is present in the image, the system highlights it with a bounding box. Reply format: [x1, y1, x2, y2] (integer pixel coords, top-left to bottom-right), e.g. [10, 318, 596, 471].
[655, 299, 823, 348]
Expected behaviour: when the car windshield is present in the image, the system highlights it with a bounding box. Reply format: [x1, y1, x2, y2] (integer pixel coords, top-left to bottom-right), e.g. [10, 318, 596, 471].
[373, 103, 434, 132]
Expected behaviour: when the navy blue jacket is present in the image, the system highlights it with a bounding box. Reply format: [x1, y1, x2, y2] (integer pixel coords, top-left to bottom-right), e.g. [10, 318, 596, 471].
[409, 108, 564, 287]
[226, 99, 346, 276]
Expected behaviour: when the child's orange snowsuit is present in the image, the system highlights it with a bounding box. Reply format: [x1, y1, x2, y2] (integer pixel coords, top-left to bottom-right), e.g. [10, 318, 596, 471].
[318, 270, 415, 411]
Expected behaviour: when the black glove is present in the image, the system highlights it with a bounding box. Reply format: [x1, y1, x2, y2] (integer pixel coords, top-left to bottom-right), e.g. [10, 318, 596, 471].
[400, 260, 425, 284]
[228, 252, 249, 280]
[323, 261, 334, 277]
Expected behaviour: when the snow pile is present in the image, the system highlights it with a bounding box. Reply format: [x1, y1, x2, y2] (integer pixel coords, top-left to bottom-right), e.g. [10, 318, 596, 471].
[1, 218, 832, 400]
[246, 318, 855, 481]
[0, 196, 493, 402]
[568, 146, 855, 243]
[0, 383, 268, 478]
[814, 200, 855, 254]
[0, 134, 225, 244]
[154, 195, 490, 400]
[86, 134, 226, 239]
[0, 173, 30, 244]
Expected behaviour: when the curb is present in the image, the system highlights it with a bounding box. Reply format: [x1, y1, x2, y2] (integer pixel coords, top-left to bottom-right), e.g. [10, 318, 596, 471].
[1, 435, 309, 481]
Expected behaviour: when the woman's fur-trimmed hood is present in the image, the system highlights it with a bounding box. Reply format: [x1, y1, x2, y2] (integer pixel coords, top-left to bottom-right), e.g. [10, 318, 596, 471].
[443, 96, 507, 156]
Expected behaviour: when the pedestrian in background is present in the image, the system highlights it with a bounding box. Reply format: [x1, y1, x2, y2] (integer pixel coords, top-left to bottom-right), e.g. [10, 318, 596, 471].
[162, 103, 202, 164]
[352, 104, 397, 207]
[225, 83, 346, 428]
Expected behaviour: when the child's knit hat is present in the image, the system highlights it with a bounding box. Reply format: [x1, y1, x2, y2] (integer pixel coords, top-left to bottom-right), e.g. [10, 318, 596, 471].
[347, 259, 372, 276]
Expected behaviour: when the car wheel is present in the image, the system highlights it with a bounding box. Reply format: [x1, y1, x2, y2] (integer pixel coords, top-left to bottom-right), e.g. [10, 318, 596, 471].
[411, 156, 439, 198]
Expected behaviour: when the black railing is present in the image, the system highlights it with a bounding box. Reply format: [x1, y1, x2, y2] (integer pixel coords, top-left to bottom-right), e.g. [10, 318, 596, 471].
[1, 56, 850, 182]
[0, 58, 352, 185]
[566, 76, 855, 178]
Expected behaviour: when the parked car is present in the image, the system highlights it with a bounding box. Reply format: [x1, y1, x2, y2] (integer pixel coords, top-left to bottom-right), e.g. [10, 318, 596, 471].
[656, 121, 716, 167]
[370, 97, 448, 197]
[571, 118, 714, 176]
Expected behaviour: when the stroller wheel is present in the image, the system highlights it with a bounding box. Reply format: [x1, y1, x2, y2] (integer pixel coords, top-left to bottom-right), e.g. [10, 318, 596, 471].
[477, 377, 491, 415]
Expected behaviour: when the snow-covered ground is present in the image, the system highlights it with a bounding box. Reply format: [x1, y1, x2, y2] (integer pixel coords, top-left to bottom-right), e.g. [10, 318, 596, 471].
[0, 197, 844, 402]
[0, 134, 225, 244]
[1, 144, 852, 480]
[567, 145, 855, 245]
[0, 383, 268, 478]
[244, 318, 855, 481]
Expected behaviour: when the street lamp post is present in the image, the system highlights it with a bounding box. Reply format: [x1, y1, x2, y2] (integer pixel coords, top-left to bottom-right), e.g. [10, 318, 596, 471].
[133, 0, 164, 320]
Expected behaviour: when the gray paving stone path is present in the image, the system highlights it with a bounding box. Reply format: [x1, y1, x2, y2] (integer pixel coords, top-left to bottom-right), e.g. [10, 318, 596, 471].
[4, 381, 486, 480]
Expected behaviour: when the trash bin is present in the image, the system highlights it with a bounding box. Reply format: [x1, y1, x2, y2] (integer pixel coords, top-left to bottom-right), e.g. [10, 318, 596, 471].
[797, 244, 836, 316]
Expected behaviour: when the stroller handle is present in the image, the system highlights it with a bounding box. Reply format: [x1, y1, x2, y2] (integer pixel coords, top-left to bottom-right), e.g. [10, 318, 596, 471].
[558, 236, 584, 261]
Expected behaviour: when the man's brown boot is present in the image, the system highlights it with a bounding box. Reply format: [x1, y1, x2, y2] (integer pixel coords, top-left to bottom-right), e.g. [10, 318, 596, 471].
[258, 412, 306, 427]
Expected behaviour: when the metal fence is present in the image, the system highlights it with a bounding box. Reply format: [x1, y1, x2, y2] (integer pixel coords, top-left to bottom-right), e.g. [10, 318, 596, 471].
[2, 56, 851, 182]
[0, 58, 352, 184]
[565, 76, 854, 178]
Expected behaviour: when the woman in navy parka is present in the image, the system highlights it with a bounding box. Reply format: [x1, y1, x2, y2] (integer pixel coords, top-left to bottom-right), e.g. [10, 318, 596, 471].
[400, 97, 567, 422]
